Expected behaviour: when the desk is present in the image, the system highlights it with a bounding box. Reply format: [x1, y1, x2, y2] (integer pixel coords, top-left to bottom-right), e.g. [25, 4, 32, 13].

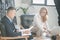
[33, 37, 51, 40]
[0, 36, 29, 40]
[33, 37, 43, 40]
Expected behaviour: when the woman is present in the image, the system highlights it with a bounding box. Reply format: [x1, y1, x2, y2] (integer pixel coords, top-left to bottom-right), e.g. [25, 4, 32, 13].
[33, 7, 51, 39]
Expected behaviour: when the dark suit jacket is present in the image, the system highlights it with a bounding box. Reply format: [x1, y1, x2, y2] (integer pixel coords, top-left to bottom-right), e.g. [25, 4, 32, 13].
[1, 16, 21, 37]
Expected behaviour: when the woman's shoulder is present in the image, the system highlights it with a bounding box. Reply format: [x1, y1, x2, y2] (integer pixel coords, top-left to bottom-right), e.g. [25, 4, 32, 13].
[34, 14, 41, 18]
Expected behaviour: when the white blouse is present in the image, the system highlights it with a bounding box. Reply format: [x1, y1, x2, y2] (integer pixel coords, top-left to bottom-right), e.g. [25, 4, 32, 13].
[33, 14, 49, 29]
[33, 14, 51, 37]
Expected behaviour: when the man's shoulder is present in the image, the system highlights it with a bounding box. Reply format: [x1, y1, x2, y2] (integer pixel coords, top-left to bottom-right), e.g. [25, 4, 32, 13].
[1, 16, 9, 23]
[1, 16, 6, 19]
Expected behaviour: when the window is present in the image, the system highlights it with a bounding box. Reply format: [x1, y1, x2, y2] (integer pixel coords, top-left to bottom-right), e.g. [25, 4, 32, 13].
[32, 0, 55, 6]
[47, 0, 55, 5]
[33, 0, 45, 4]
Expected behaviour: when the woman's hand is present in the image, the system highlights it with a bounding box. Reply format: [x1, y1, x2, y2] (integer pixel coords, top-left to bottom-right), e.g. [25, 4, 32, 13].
[43, 27, 47, 30]
[47, 30, 52, 34]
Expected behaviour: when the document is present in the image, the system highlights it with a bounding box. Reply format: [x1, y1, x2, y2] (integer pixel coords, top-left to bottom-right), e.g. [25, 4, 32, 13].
[20, 26, 34, 36]
[29, 26, 34, 30]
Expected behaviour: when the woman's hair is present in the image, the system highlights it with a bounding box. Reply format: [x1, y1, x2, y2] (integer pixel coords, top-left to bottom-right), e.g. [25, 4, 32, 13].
[40, 7, 48, 15]
[39, 7, 48, 22]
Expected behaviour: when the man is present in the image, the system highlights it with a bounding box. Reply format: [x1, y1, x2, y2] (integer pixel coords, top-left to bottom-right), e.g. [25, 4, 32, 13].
[1, 7, 33, 40]
[1, 7, 21, 37]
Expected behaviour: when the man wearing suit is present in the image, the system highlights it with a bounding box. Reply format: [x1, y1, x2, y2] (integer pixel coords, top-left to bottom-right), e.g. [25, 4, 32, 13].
[1, 7, 22, 37]
[1, 7, 33, 40]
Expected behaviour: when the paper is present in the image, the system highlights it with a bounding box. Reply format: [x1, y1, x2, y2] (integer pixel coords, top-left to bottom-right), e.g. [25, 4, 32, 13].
[29, 26, 34, 30]
[19, 29, 31, 36]
[21, 26, 34, 36]
[17, 26, 34, 36]
[21, 29, 31, 36]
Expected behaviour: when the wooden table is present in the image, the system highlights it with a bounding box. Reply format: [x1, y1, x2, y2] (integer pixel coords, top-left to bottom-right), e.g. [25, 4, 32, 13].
[0, 36, 29, 40]
[33, 37, 43, 40]
[33, 37, 51, 40]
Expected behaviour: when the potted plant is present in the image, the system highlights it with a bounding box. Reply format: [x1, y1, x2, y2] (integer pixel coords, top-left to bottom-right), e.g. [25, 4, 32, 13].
[20, 7, 29, 14]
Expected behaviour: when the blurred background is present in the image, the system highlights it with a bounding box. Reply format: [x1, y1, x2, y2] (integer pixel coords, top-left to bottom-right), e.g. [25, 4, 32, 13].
[0, 0, 59, 28]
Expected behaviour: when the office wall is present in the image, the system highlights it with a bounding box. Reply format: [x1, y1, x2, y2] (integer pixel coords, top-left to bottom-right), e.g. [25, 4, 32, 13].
[15, 0, 22, 25]
[15, 0, 58, 27]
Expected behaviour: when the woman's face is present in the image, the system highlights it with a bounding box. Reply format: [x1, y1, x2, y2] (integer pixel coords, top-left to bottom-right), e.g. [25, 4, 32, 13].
[40, 9, 47, 17]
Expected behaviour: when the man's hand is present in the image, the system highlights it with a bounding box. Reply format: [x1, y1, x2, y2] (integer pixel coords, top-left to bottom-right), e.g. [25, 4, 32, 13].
[23, 30, 30, 34]
[16, 30, 20, 32]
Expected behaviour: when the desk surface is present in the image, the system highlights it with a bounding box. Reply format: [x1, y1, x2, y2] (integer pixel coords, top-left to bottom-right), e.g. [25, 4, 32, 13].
[33, 37, 51, 40]
[0, 36, 29, 39]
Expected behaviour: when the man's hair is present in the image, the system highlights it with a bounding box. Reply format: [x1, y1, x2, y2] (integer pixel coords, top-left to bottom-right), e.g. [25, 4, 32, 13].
[7, 7, 16, 13]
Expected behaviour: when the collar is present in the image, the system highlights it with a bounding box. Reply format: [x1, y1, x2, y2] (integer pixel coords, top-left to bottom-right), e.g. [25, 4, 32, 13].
[6, 15, 13, 22]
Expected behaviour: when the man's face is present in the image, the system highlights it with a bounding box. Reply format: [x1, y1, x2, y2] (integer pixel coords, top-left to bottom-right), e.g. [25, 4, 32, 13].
[8, 10, 16, 19]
